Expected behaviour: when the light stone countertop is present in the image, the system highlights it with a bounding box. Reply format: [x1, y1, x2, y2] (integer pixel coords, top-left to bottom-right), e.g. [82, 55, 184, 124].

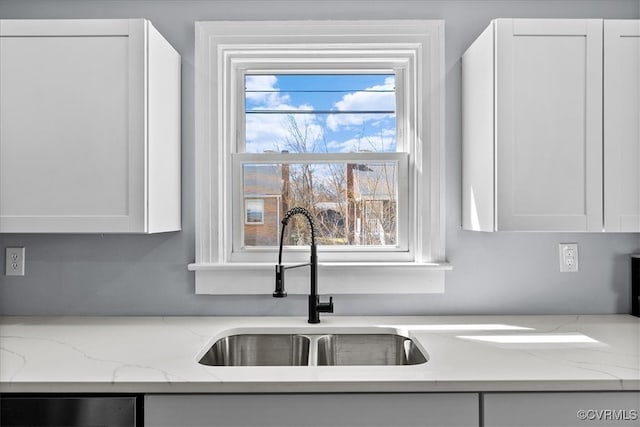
[0, 315, 639, 393]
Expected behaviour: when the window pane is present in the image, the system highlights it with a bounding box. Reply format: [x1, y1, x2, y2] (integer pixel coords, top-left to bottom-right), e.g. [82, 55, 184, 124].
[244, 199, 264, 224]
[244, 74, 396, 154]
[242, 162, 399, 248]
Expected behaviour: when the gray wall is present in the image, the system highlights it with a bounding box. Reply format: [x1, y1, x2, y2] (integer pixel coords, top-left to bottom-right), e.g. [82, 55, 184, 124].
[1, 0, 639, 316]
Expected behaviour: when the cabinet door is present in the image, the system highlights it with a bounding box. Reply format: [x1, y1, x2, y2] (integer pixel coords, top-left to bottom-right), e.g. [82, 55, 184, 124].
[484, 392, 640, 426]
[0, 20, 145, 232]
[496, 19, 603, 231]
[145, 393, 479, 427]
[604, 20, 640, 232]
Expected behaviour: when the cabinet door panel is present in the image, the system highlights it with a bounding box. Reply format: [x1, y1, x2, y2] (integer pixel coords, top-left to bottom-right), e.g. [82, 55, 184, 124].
[604, 20, 640, 232]
[496, 19, 603, 231]
[484, 392, 640, 427]
[0, 20, 145, 232]
[145, 393, 479, 427]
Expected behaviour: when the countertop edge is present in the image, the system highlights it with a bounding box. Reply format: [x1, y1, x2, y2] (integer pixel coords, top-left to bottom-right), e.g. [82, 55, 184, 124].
[2, 380, 639, 394]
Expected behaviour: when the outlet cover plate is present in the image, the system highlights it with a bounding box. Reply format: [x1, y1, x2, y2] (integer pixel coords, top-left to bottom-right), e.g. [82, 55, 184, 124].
[5, 247, 25, 276]
[559, 243, 578, 273]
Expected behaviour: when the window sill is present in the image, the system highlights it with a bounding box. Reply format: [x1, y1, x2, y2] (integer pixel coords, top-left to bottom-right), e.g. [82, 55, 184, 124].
[188, 262, 451, 295]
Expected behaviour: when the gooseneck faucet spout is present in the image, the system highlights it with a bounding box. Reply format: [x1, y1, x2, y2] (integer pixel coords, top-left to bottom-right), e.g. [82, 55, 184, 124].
[274, 207, 334, 324]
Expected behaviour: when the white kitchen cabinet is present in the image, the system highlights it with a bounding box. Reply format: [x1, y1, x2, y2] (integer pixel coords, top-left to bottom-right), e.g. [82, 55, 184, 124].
[144, 393, 480, 427]
[0, 19, 181, 233]
[484, 392, 640, 426]
[463, 19, 605, 232]
[604, 20, 640, 232]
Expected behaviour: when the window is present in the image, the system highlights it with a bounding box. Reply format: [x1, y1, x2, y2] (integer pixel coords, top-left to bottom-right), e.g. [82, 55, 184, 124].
[192, 20, 449, 294]
[241, 73, 400, 251]
[236, 71, 409, 262]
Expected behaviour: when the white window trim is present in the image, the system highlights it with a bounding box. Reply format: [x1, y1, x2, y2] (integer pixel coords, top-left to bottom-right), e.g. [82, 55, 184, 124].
[190, 20, 449, 294]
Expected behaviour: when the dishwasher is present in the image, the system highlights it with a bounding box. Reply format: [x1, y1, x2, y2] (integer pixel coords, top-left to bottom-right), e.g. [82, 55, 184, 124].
[0, 395, 142, 427]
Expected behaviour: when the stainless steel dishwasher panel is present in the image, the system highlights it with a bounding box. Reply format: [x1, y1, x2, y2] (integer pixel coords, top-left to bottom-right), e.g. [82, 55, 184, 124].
[0, 396, 140, 427]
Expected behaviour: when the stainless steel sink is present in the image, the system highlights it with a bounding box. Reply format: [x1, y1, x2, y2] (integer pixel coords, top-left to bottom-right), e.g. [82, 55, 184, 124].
[198, 334, 311, 366]
[316, 333, 427, 366]
[197, 329, 428, 367]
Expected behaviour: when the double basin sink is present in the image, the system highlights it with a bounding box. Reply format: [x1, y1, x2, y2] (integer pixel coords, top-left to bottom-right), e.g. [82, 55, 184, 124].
[198, 328, 428, 367]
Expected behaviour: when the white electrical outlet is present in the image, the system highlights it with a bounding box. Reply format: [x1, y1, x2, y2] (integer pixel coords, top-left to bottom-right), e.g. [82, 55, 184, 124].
[559, 243, 578, 273]
[5, 247, 25, 276]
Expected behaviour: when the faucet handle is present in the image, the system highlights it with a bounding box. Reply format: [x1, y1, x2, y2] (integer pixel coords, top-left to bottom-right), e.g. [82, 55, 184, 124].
[318, 296, 334, 313]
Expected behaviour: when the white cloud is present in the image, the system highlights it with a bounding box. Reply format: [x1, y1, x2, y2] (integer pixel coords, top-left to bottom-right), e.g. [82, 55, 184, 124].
[326, 76, 396, 132]
[244, 74, 324, 152]
[245, 75, 277, 91]
[245, 75, 291, 109]
[246, 111, 324, 153]
[326, 128, 396, 153]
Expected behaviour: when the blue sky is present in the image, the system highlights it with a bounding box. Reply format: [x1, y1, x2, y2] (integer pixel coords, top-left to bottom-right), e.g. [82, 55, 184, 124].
[244, 74, 396, 154]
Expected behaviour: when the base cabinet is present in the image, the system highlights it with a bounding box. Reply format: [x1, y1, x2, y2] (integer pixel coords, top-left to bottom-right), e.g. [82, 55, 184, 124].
[484, 392, 640, 427]
[144, 393, 480, 427]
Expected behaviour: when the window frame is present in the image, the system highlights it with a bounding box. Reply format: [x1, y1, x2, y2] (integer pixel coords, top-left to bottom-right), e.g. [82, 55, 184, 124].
[191, 20, 449, 294]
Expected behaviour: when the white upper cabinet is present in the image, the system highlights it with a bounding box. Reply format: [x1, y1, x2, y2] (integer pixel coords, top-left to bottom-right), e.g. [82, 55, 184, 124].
[604, 20, 640, 232]
[463, 19, 603, 232]
[463, 19, 639, 232]
[0, 19, 181, 233]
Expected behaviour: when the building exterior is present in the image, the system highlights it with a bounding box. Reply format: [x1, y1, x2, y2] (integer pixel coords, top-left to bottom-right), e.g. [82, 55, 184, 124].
[243, 163, 397, 247]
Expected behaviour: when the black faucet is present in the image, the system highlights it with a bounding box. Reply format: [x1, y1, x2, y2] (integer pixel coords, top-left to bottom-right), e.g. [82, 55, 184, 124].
[273, 207, 334, 324]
